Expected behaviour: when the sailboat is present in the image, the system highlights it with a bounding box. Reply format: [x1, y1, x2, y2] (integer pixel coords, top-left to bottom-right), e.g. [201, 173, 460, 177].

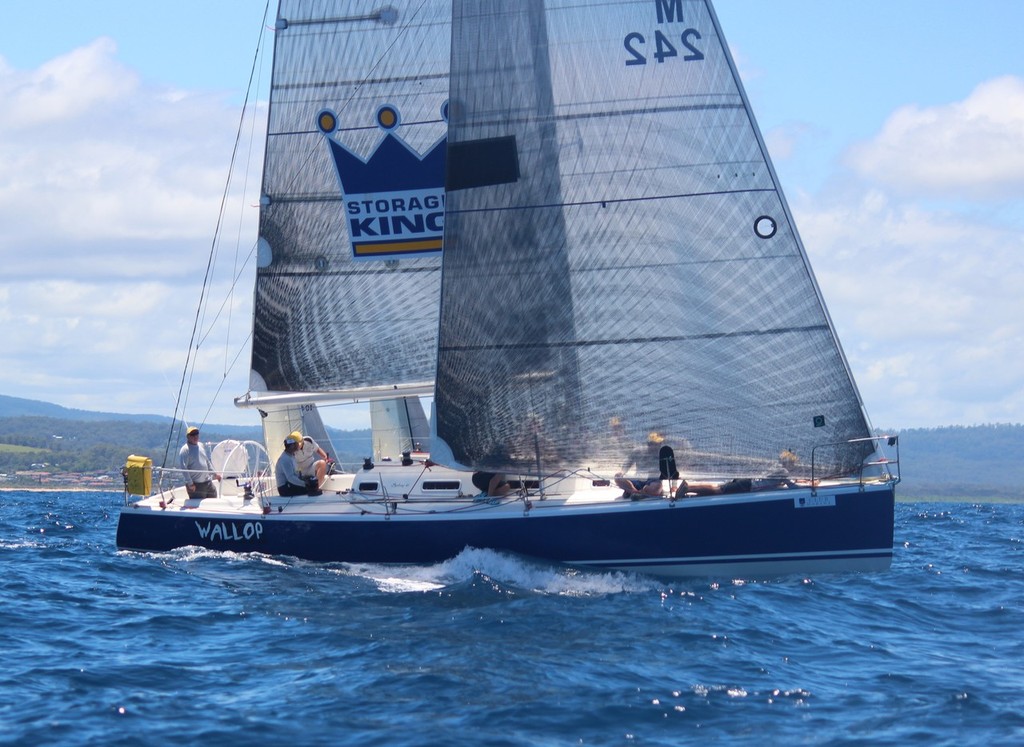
[117, 0, 899, 578]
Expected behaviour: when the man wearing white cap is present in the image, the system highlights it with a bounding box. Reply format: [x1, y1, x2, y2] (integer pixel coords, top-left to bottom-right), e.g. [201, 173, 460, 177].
[276, 435, 309, 496]
[179, 426, 219, 499]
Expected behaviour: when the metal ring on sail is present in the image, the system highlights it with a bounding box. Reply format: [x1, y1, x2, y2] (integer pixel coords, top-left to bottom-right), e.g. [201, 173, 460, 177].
[754, 215, 778, 239]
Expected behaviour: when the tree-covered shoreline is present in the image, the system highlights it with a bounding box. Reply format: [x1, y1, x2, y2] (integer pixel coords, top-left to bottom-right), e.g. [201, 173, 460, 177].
[0, 415, 371, 484]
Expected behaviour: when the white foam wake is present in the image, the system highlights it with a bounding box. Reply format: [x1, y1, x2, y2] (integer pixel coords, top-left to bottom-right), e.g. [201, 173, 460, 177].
[345, 546, 656, 596]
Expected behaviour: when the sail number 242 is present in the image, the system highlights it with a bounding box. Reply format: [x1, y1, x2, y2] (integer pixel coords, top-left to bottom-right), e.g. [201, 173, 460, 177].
[624, 29, 703, 66]
[624, 0, 704, 66]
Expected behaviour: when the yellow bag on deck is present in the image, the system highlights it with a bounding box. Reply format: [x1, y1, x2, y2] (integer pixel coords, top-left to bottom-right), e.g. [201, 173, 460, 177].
[124, 455, 152, 496]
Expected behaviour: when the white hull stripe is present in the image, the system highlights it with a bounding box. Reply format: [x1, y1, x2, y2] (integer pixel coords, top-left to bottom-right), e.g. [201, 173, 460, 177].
[576, 547, 893, 569]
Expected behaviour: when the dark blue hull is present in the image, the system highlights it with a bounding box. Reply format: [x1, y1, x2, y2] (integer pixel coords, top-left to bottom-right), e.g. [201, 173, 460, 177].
[116, 484, 895, 577]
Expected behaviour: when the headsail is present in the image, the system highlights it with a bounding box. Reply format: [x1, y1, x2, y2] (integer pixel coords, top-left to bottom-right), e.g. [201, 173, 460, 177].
[434, 0, 873, 477]
[259, 401, 338, 467]
[248, 1, 451, 399]
[370, 397, 431, 460]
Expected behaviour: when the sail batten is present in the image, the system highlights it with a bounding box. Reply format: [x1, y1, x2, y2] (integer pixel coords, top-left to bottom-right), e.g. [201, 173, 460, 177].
[440, 325, 834, 353]
[272, 73, 451, 92]
[442, 186, 777, 216]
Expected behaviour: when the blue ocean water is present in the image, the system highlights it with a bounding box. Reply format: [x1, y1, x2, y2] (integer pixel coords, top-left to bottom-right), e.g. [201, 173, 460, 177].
[1, 490, 1022, 746]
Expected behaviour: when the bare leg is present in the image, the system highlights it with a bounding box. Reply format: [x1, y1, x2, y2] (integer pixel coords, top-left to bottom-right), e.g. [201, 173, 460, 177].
[488, 473, 511, 496]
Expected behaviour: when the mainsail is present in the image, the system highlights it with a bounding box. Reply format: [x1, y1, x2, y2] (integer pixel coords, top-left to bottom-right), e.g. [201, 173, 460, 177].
[435, 0, 874, 477]
[249, 1, 451, 398]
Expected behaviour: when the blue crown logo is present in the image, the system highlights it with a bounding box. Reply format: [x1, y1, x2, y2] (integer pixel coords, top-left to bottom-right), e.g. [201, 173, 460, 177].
[319, 104, 447, 260]
[319, 104, 447, 195]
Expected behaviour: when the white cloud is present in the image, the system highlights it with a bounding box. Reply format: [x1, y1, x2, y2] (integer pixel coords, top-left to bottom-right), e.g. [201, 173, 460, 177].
[763, 122, 822, 162]
[0, 38, 135, 129]
[0, 38, 261, 275]
[787, 78, 1024, 428]
[845, 75, 1024, 200]
[0, 40, 264, 424]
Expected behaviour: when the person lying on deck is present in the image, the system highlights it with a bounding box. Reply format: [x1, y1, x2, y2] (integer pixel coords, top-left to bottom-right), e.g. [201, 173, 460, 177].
[674, 450, 804, 499]
[675, 475, 800, 499]
[614, 476, 664, 499]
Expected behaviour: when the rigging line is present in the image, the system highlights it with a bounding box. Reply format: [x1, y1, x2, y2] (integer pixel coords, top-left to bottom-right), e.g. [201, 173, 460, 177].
[198, 331, 254, 430]
[195, 240, 259, 350]
[165, 0, 273, 468]
[224, 18, 269, 380]
[181, 13, 270, 436]
[200, 0, 274, 354]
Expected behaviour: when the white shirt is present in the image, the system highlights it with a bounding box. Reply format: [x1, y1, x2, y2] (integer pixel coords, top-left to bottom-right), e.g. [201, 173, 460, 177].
[294, 437, 323, 476]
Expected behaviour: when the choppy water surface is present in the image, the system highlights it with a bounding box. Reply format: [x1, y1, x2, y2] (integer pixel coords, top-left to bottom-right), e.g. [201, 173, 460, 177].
[1, 490, 1022, 745]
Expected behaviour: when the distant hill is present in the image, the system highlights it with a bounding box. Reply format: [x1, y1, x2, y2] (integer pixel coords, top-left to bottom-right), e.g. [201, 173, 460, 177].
[882, 423, 1024, 500]
[0, 394, 372, 476]
[0, 394, 172, 423]
[0, 393, 370, 450]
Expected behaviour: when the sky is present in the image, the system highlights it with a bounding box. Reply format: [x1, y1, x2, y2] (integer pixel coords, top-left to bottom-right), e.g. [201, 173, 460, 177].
[1, 1, 1022, 431]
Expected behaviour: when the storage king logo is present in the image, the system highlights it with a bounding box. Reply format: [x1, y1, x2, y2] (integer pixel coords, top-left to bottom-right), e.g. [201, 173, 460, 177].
[318, 103, 447, 260]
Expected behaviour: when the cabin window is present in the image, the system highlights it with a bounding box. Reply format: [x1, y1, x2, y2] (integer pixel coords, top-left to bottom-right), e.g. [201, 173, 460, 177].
[422, 481, 461, 490]
[509, 479, 539, 490]
[357, 482, 379, 492]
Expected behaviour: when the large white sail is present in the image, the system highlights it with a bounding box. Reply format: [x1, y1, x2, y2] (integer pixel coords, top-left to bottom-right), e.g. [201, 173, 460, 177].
[434, 0, 874, 477]
[248, 1, 451, 399]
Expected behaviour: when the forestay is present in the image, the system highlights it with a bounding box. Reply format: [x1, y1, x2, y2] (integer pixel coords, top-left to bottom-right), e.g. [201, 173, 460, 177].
[434, 0, 874, 478]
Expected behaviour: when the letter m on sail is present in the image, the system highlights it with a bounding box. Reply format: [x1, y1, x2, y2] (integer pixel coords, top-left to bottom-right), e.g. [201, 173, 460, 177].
[656, 0, 684, 23]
